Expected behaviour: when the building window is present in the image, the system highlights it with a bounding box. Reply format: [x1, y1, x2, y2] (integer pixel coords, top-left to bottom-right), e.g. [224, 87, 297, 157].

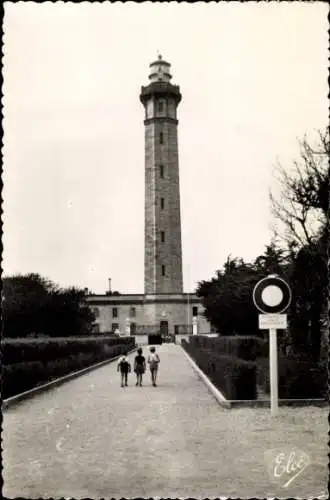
[130, 307, 136, 318]
[161, 265, 166, 276]
[159, 131, 164, 144]
[112, 307, 118, 318]
[93, 323, 100, 333]
[160, 197, 164, 209]
[112, 323, 119, 332]
[160, 165, 164, 178]
[158, 100, 164, 113]
[192, 306, 198, 317]
[161, 231, 165, 243]
[130, 322, 137, 335]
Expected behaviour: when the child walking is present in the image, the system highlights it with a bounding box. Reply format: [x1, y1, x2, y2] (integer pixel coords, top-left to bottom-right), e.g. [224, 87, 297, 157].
[147, 346, 160, 387]
[134, 348, 146, 386]
[117, 351, 131, 387]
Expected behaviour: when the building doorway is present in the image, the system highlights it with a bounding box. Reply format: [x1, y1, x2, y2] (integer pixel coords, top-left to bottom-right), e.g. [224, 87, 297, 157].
[160, 320, 168, 336]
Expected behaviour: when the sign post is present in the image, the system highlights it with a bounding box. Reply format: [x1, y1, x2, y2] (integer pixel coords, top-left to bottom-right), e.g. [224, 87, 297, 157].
[269, 328, 278, 414]
[253, 275, 291, 416]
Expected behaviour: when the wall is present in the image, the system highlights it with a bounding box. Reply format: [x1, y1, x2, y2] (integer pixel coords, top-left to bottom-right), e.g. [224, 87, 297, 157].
[88, 294, 212, 335]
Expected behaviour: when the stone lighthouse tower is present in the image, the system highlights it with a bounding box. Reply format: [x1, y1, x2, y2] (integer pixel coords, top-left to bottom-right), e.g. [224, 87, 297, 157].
[85, 57, 212, 338]
[140, 55, 183, 295]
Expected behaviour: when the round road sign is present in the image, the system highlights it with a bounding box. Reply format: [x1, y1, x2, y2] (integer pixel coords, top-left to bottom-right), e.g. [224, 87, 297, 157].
[253, 275, 291, 314]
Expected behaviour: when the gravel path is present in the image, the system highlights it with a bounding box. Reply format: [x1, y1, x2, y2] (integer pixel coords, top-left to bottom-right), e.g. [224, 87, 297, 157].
[3, 344, 328, 498]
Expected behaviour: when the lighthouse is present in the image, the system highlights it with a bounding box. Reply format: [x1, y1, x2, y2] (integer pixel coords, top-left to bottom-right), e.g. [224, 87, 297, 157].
[86, 56, 212, 340]
[140, 55, 183, 295]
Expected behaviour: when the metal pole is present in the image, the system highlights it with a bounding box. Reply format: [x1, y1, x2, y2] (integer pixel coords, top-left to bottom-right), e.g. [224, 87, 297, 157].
[269, 328, 278, 415]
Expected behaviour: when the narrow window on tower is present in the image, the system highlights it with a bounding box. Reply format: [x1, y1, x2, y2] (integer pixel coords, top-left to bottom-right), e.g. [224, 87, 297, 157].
[161, 231, 165, 243]
[160, 197, 165, 210]
[161, 265, 166, 276]
[160, 165, 164, 178]
[159, 131, 164, 144]
[158, 100, 164, 113]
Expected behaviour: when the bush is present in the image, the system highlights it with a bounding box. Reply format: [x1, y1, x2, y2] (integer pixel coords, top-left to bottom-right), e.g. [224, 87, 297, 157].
[182, 340, 256, 400]
[2, 361, 46, 397]
[256, 355, 327, 399]
[2, 336, 135, 365]
[2, 340, 135, 399]
[189, 335, 267, 361]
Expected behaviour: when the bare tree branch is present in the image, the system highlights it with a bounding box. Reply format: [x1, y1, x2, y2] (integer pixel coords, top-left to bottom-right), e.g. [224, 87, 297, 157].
[270, 130, 329, 249]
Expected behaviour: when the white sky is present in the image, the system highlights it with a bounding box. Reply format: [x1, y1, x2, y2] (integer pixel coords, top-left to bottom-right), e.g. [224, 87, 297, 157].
[3, 2, 328, 294]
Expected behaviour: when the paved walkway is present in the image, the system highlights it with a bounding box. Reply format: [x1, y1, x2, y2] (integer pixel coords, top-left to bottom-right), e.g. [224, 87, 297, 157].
[3, 344, 328, 498]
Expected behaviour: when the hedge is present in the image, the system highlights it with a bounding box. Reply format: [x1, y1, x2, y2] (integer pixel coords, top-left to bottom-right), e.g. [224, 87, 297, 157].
[182, 340, 256, 400]
[2, 336, 135, 365]
[189, 335, 267, 361]
[256, 355, 327, 399]
[2, 339, 135, 399]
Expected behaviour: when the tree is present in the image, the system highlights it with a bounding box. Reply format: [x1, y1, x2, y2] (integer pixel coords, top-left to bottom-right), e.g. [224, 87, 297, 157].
[197, 244, 289, 336]
[3, 274, 96, 338]
[270, 130, 329, 362]
[253, 241, 289, 276]
[3, 274, 56, 337]
[46, 287, 96, 336]
[288, 231, 328, 362]
[270, 130, 329, 248]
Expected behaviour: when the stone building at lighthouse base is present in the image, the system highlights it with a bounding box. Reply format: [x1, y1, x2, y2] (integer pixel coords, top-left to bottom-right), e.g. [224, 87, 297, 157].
[86, 291, 213, 344]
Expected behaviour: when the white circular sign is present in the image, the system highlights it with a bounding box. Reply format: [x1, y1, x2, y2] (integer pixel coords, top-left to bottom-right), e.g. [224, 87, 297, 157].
[253, 275, 291, 314]
[261, 285, 283, 307]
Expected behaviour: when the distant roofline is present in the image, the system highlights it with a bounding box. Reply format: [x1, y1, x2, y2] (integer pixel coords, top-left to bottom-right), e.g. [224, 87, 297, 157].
[85, 292, 202, 305]
[87, 292, 198, 297]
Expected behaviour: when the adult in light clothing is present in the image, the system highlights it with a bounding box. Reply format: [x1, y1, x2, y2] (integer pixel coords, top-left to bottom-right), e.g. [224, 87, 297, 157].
[147, 346, 160, 387]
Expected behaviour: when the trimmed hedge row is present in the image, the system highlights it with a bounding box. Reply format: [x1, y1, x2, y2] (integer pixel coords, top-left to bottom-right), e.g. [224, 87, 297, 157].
[182, 340, 256, 400]
[185, 335, 326, 400]
[2, 338, 135, 399]
[256, 355, 327, 399]
[2, 336, 134, 365]
[189, 335, 267, 361]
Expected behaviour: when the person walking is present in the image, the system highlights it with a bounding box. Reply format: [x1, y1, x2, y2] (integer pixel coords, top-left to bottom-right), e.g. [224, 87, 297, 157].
[117, 351, 131, 387]
[134, 347, 146, 386]
[147, 346, 160, 387]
